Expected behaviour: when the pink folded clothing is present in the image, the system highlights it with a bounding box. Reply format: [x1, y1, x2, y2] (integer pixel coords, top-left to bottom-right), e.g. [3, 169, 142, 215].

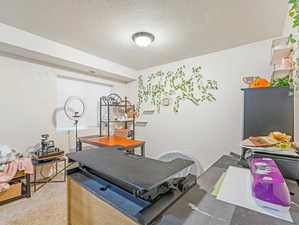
[0, 158, 33, 192]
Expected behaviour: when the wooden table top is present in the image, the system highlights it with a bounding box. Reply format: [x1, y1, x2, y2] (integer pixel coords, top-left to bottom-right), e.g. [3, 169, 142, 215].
[86, 136, 145, 147]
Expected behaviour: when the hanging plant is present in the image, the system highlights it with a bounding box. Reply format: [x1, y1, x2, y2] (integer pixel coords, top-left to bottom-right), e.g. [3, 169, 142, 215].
[289, 0, 299, 27]
[136, 65, 218, 116]
[287, 0, 299, 92]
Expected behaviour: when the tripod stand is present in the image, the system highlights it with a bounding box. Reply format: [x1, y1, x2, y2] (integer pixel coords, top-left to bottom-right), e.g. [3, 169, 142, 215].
[73, 112, 81, 152]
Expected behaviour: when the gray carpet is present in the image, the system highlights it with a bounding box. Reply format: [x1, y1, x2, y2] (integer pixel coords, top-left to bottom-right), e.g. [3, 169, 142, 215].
[0, 174, 67, 225]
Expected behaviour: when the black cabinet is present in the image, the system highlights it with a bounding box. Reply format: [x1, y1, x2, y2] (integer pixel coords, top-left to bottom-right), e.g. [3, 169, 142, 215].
[240, 86, 297, 175]
[242, 86, 294, 139]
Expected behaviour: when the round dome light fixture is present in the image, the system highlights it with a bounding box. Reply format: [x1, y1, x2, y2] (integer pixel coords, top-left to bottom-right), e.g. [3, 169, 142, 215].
[132, 32, 155, 47]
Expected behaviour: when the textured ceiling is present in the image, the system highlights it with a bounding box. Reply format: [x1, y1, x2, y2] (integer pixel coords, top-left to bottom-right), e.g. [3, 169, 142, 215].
[0, 0, 288, 70]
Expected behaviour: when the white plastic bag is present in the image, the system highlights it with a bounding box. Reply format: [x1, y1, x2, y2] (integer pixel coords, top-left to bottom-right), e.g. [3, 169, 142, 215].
[0, 145, 16, 165]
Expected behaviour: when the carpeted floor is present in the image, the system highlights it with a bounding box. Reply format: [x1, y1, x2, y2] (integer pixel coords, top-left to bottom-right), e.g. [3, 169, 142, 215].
[0, 174, 67, 225]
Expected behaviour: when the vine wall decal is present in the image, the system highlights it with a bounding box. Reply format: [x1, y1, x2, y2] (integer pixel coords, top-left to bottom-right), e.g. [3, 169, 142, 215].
[136, 65, 219, 116]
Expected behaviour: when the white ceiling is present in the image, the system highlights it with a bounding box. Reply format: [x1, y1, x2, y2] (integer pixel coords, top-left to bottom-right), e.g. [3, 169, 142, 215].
[0, 0, 288, 70]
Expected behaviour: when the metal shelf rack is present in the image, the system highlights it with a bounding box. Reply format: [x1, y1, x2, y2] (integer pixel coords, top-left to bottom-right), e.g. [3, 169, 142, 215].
[98, 95, 135, 139]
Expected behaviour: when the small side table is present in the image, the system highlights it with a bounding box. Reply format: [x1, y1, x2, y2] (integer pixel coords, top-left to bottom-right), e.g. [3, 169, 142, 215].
[0, 171, 31, 206]
[32, 157, 67, 192]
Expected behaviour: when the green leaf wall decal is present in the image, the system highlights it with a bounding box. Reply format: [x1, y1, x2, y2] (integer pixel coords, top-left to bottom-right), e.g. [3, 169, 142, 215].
[136, 65, 219, 116]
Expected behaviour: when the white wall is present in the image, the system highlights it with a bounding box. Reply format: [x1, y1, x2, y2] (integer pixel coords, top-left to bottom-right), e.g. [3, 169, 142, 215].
[0, 54, 127, 153]
[0, 23, 137, 82]
[128, 39, 273, 170]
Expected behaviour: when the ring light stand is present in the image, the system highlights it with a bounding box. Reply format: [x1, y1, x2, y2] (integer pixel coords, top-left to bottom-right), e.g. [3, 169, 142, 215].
[64, 97, 85, 152]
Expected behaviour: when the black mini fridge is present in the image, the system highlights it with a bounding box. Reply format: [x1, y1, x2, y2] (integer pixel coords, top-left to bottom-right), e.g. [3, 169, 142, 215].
[240, 86, 299, 180]
[242, 86, 294, 139]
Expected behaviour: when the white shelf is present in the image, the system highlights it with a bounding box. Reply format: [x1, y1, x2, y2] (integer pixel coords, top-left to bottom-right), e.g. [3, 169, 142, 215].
[273, 67, 293, 72]
[272, 37, 289, 46]
[271, 46, 293, 65]
[108, 120, 134, 122]
[272, 70, 293, 80]
[143, 109, 155, 114]
[135, 120, 148, 126]
[271, 37, 294, 65]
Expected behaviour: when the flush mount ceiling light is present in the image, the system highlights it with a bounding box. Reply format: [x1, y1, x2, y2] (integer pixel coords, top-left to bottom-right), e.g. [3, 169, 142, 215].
[132, 32, 155, 47]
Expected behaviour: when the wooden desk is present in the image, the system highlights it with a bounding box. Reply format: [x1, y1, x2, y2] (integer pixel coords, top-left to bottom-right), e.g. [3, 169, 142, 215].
[68, 177, 138, 225]
[80, 136, 145, 156]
